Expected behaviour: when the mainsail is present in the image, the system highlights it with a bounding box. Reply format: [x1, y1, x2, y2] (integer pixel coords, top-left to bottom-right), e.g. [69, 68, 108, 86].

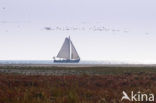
[57, 37, 80, 60]
[57, 38, 70, 59]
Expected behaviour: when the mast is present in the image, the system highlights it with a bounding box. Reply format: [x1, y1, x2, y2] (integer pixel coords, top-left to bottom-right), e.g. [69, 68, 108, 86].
[69, 36, 72, 60]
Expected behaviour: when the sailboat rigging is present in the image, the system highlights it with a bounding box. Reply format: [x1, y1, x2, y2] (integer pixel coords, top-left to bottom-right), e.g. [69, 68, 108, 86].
[53, 36, 80, 63]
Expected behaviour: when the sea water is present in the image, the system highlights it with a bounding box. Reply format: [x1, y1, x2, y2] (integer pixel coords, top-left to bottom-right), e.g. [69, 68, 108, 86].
[0, 60, 128, 65]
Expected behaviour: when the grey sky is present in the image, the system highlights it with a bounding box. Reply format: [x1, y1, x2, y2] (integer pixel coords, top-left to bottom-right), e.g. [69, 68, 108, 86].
[1, 0, 156, 24]
[0, 0, 156, 63]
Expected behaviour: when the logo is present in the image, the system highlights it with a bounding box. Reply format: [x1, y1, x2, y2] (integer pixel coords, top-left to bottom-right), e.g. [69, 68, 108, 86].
[121, 91, 154, 102]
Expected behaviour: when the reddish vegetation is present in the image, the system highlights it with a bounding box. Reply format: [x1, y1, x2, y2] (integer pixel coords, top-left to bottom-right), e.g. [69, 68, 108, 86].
[0, 73, 156, 103]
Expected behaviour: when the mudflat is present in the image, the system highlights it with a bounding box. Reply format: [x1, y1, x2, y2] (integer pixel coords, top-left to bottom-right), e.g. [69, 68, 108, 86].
[0, 64, 156, 75]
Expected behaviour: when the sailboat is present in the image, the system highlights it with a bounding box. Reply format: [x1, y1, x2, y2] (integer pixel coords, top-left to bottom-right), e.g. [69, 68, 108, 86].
[53, 36, 80, 63]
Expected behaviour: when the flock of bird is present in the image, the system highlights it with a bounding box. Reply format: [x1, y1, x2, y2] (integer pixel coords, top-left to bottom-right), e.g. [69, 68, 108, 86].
[44, 26, 129, 33]
[0, 7, 150, 34]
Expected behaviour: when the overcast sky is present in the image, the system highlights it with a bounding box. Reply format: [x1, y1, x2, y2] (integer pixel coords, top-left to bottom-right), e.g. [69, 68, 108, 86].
[0, 0, 156, 63]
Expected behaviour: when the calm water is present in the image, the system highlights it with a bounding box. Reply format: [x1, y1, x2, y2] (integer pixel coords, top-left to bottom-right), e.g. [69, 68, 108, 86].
[0, 60, 128, 64]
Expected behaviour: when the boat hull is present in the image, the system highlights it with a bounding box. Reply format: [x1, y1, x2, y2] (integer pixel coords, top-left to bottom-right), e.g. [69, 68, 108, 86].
[54, 59, 80, 63]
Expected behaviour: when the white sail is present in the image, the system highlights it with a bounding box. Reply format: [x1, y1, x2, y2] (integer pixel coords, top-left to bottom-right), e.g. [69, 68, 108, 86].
[71, 40, 80, 59]
[56, 36, 80, 60]
[57, 38, 70, 59]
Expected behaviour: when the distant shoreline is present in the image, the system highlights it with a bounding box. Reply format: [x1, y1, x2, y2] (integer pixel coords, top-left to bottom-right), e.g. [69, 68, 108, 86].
[0, 63, 156, 68]
[0, 60, 156, 67]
